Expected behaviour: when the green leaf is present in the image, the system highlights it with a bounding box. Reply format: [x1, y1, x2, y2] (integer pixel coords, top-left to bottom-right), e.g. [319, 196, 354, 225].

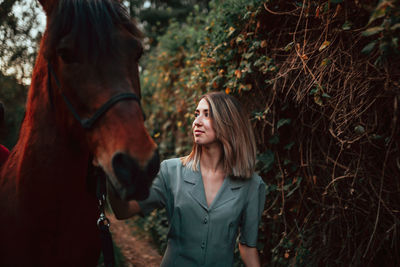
[370, 134, 383, 140]
[254, 56, 266, 67]
[314, 95, 323, 106]
[319, 40, 331, 51]
[265, 184, 277, 195]
[277, 118, 291, 129]
[243, 11, 252, 20]
[361, 41, 377, 54]
[322, 93, 331, 98]
[342, 21, 352, 30]
[252, 111, 264, 121]
[354, 125, 365, 134]
[282, 183, 291, 191]
[244, 52, 254, 59]
[368, 6, 386, 25]
[379, 41, 389, 54]
[391, 23, 400, 31]
[227, 26, 236, 37]
[320, 58, 331, 67]
[392, 37, 398, 49]
[287, 177, 302, 197]
[323, 2, 329, 12]
[235, 35, 244, 44]
[374, 56, 384, 66]
[251, 41, 260, 49]
[264, 79, 272, 85]
[309, 88, 318, 95]
[362, 27, 384, 37]
[257, 150, 275, 172]
[283, 159, 291, 165]
[284, 41, 294, 52]
[269, 134, 280, 144]
[284, 142, 295, 150]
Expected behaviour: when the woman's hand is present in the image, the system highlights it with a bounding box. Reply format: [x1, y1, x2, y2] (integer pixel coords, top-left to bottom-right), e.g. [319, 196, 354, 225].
[107, 184, 141, 219]
[239, 243, 261, 267]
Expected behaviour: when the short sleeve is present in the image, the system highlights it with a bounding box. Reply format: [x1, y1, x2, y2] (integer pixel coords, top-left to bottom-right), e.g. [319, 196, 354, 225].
[138, 161, 169, 216]
[239, 176, 266, 247]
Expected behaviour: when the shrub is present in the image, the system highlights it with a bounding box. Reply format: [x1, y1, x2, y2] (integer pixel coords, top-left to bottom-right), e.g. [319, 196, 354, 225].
[140, 0, 400, 265]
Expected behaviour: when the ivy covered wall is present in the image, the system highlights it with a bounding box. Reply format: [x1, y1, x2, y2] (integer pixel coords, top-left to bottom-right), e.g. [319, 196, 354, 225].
[139, 0, 400, 266]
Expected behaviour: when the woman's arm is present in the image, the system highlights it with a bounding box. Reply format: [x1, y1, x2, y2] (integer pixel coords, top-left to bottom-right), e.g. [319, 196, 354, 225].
[239, 243, 261, 267]
[107, 186, 141, 220]
[108, 160, 168, 220]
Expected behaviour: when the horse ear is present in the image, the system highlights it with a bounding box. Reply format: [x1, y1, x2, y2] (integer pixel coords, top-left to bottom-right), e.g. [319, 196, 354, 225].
[38, 0, 58, 15]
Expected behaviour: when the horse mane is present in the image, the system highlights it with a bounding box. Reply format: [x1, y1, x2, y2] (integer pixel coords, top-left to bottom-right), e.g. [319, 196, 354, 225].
[43, 0, 143, 62]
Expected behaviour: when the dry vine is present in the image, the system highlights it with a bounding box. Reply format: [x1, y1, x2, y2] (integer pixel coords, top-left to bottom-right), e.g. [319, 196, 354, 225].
[239, 1, 400, 265]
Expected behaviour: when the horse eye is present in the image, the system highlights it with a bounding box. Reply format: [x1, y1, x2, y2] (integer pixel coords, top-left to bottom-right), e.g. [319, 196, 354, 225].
[56, 47, 78, 64]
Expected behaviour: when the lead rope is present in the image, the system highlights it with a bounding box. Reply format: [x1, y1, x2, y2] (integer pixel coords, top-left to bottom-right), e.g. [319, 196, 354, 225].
[96, 172, 115, 267]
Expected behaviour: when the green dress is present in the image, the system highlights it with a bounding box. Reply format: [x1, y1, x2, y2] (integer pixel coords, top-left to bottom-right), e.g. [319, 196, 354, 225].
[138, 158, 266, 267]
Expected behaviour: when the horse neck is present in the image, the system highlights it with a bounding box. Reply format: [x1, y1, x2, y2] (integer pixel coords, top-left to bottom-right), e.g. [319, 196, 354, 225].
[2, 53, 90, 191]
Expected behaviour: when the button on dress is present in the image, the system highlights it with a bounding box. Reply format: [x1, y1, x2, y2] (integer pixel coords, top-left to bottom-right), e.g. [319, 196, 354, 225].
[138, 158, 266, 267]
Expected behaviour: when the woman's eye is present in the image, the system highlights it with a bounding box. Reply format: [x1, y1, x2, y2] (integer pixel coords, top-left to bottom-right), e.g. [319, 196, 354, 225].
[194, 113, 199, 117]
[205, 113, 209, 117]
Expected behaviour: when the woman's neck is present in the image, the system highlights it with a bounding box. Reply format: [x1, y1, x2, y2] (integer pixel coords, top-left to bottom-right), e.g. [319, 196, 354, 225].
[200, 142, 224, 174]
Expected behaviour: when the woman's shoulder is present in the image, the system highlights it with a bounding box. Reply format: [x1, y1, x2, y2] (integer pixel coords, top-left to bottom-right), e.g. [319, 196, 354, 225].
[161, 157, 183, 168]
[230, 172, 264, 190]
[250, 172, 264, 184]
[159, 158, 185, 175]
[158, 158, 190, 188]
[243, 172, 265, 191]
[242, 173, 266, 201]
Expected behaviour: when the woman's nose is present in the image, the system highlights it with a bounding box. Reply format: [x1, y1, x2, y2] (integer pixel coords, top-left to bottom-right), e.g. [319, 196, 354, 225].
[194, 116, 202, 126]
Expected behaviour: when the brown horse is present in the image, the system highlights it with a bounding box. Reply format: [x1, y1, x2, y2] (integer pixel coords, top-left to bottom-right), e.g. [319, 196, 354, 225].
[0, 0, 159, 266]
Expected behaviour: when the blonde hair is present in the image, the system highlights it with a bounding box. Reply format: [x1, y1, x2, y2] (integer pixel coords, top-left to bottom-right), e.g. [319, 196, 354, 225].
[182, 92, 257, 178]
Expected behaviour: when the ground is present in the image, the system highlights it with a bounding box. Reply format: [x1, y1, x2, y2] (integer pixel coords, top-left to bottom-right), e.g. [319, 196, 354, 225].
[109, 215, 162, 267]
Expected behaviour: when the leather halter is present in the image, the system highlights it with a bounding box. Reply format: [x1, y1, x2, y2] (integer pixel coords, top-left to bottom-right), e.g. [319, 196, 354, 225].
[47, 62, 145, 130]
[47, 61, 144, 266]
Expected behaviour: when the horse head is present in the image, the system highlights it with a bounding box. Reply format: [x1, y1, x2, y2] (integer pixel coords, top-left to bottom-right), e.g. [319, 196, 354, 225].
[38, 0, 159, 201]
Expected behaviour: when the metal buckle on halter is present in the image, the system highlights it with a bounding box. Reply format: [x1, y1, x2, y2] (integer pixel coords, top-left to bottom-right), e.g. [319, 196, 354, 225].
[81, 118, 92, 130]
[97, 212, 111, 228]
[97, 193, 110, 228]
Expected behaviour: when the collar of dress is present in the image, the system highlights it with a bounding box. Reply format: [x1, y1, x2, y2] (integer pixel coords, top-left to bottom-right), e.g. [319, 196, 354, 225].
[183, 167, 247, 211]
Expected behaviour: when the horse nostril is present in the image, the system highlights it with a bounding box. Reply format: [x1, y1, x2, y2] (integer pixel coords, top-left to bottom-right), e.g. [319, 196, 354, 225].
[112, 152, 139, 186]
[111, 150, 160, 201]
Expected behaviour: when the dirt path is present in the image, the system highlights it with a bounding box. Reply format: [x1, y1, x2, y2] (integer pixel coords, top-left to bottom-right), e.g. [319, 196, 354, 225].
[109, 215, 162, 267]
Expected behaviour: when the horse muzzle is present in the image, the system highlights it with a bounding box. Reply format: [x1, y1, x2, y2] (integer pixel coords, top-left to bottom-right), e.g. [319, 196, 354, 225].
[110, 150, 160, 201]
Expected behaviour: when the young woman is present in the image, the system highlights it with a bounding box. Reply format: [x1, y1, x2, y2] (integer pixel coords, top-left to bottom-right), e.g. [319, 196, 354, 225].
[109, 92, 266, 267]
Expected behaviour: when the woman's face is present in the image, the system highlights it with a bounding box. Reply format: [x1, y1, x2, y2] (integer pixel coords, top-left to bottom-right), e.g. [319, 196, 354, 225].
[192, 98, 217, 145]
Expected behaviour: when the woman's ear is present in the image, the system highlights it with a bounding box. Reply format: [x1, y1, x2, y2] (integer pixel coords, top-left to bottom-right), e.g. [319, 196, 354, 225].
[38, 0, 57, 15]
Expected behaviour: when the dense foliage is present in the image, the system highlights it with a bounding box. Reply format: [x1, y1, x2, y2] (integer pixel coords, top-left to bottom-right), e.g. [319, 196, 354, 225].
[123, 0, 210, 47]
[0, 73, 26, 148]
[139, 0, 400, 266]
[0, 0, 42, 148]
[0, 0, 43, 83]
